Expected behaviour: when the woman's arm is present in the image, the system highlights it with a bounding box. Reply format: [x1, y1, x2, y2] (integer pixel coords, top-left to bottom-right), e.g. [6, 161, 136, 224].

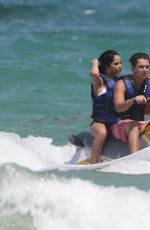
[90, 59, 103, 95]
[90, 58, 99, 79]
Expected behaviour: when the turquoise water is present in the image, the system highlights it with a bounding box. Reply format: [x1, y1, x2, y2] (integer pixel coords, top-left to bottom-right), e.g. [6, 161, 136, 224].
[0, 1, 150, 229]
[0, 0, 149, 144]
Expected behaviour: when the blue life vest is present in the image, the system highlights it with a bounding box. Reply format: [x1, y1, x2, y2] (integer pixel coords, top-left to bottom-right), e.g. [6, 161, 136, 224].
[91, 74, 120, 124]
[120, 75, 150, 121]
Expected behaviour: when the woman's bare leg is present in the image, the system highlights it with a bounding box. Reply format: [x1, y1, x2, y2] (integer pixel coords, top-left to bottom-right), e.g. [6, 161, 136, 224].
[90, 122, 108, 163]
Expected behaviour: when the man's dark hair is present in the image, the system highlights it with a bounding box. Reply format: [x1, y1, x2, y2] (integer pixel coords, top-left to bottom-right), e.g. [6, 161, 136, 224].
[129, 52, 150, 66]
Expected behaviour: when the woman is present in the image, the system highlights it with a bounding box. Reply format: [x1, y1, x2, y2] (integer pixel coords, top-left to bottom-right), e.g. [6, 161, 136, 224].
[90, 50, 122, 163]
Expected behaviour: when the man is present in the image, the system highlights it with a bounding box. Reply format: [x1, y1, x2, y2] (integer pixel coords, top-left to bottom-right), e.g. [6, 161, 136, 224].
[111, 52, 150, 153]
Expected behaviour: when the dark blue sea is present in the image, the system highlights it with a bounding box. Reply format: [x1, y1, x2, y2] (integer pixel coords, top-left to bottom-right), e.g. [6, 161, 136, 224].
[0, 0, 150, 229]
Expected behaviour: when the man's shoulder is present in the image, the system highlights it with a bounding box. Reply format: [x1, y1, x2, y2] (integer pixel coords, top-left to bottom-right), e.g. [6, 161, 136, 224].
[119, 74, 133, 79]
[115, 74, 132, 83]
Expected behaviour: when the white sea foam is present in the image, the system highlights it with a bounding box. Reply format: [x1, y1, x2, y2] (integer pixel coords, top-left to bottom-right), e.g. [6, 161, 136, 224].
[83, 9, 96, 15]
[0, 131, 150, 174]
[1, 173, 150, 230]
[0, 131, 76, 171]
[1, 131, 150, 229]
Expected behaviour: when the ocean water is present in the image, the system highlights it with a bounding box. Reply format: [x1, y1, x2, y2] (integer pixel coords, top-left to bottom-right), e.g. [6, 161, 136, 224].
[0, 0, 150, 229]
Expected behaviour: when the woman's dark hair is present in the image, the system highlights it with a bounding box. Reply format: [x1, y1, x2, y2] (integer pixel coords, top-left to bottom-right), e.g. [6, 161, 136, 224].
[129, 52, 150, 67]
[98, 50, 120, 73]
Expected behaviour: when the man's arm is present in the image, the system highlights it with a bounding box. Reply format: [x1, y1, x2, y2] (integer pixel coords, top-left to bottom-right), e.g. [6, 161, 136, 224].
[145, 100, 150, 114]
[114, 80, 135, 113]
